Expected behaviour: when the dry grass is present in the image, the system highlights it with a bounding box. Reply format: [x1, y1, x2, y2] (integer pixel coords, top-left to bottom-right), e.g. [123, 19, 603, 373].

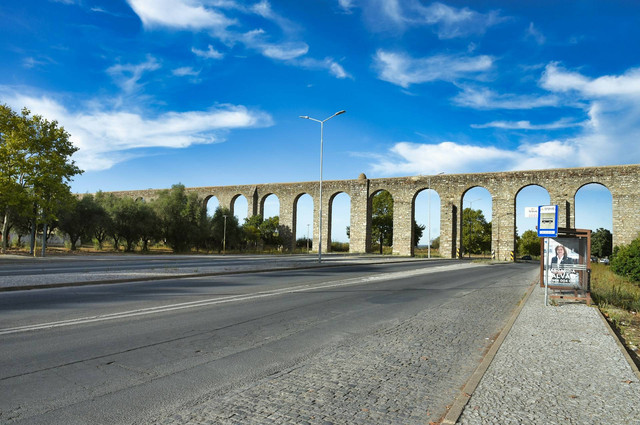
[591, 263, 640, 365]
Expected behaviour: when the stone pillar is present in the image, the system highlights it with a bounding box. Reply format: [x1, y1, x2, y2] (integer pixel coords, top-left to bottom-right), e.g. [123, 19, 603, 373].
[439, 196, 458, 259]
[247, 189, 259, 218]
[349, 179, 370, 254]
[492, 195, 516, 261]
[279, 194, 296, 252]
[392, 193, 413, 256]
[312, 185, 331, 255]
[612, 191, 640, 247]
[549, 190, 574, 229]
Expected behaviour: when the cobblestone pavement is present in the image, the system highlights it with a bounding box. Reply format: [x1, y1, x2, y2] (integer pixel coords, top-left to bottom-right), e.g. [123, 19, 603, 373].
[146, 268, 537, 425]
[456, 285, 640, 425]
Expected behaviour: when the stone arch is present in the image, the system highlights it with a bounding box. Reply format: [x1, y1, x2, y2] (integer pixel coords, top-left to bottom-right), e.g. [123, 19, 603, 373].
[294, 193, 314, 252]
[459, 186, 493, 258]
[204, 195, 220, 217]
[260, 193, 280, 219]
[368, 189, 394, 254]
[231, 194, 249, 224]
[574, 182, 613, 234]
[412, 187, 442, 257]
[328, 191, 351, 252]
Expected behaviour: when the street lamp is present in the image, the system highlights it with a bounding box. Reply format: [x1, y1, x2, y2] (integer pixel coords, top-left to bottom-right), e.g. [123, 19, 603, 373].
[306, 223, 310, 253]
[428, 172, 444, 259]
[223, 214, 227, 255]
[300, 110, 346, 263]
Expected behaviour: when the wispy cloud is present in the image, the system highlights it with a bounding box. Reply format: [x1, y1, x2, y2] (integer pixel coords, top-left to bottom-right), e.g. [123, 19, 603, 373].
[374, 50, 492, 88]
[106, 55, 161, 94]
[0, 87, 273, 171]
[172, 67, 200, 77]
[368, 63, 640, 175]
[125, 0, 349, 79]
[358, 1, 504, 37]
[412, 2, 505, 39]
[453, 86, 560, 109]
[471, 118, 582, 130]
[526, 22, 546, 45]
[192, 45, 224, 60]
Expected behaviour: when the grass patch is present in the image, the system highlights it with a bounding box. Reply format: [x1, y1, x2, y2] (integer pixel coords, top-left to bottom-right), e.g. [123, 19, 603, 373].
[591, 263, 640, 366]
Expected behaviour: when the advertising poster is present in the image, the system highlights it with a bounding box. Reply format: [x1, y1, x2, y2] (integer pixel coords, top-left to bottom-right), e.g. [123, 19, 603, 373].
[543, 237, 586, 287]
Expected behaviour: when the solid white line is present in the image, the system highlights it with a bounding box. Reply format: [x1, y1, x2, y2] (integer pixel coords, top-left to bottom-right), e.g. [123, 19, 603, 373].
[0, 263, 481, 336]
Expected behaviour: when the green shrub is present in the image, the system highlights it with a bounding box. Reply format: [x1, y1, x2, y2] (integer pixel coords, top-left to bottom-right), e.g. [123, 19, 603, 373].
[331, 242, 349, 252]
[610, 238, 640, 284]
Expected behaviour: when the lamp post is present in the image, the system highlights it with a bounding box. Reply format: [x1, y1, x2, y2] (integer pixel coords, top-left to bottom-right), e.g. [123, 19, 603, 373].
[306, 223, 310, 253]
[428, 172, 444, 259]
[465, 198, 481, 258]
[223, 214, 227, 255]
[300, 110, 346, 263]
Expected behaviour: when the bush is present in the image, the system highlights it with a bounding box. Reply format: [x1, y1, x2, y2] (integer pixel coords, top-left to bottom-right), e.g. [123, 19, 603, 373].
[331, 242, 349, 252]
[610, 238, 640, 284]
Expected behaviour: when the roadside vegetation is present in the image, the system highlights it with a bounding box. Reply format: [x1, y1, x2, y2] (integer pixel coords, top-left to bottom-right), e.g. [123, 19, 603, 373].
[591, 235, 640, 366]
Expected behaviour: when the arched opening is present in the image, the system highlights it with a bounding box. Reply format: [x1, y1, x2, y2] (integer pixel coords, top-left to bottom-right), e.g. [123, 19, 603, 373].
[413, 188, 441, 257]
[575, 183, 613, 259]
[369, 190, 393, 254]
[205, 195, 220, 217]
[232, 194, 248, 224]
[261, 194, 280, 219]
[461, 187, 492, 258]
[295, 193, 314, 253]
[329, 192, 351, 252]
[515, 185, 550, 260]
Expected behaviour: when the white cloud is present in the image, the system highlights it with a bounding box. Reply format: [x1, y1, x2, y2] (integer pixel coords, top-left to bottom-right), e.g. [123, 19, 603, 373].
[192, 45, 224, 59]
[374, 50, 492, 88]
[412, 2, 505, 39]
[541, 63, 640, 97]
[106, 56, 161, 94]
[172, 67, 200, 77]
[126, 0, 233, 31]
[471, 118, 582, 130]
[299, 57, 351, 79]
[0, 87, 273, 172]
[369, 64, 640, 176]
[454, 86, 560, 109]
[338, 0, 355, 13]
[358, 1, 503, 37]
[126, 0, 346, 79]
[526, 22, 546, 45]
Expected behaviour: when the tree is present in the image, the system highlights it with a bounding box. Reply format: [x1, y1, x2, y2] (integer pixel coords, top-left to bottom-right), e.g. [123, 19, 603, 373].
[92, 191, 114, 250]
[371, 191, 393, 253]
[259, 216, 281, 247]
[153, 184, 201, 252]
[58, 194, 105, 250]
[591, 228, 613, 258]
[0, 105, 82, 254]
[413, 221, 425, 247]
[112, 198, 158, 252]
[518, 230, 540, 257]
[242, 215, 263, 249]
[462, 208, 491, 255]
[211, 207, 241, 252]
[611, 237, 640, 283]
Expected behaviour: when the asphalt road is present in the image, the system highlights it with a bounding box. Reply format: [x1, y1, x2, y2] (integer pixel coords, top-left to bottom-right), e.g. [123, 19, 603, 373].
[0, 259, 537, 424]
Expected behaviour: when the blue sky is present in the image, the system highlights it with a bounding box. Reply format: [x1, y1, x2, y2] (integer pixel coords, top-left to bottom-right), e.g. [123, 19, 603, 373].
[1, 0, 632, 243]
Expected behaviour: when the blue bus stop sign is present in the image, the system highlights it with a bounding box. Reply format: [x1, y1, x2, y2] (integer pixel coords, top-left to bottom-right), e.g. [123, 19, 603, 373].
[537, 205, 558, 237]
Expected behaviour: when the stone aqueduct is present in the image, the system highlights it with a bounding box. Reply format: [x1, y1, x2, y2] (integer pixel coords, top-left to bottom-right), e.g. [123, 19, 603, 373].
[111, 164, 640, 258]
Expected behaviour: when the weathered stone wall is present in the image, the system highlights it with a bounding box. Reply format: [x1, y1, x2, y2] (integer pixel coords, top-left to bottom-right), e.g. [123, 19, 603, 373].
[107, 164, 640, 258]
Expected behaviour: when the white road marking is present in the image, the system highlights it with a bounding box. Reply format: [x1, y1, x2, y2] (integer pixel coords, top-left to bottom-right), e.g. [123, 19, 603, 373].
[0, 263, 481, 336]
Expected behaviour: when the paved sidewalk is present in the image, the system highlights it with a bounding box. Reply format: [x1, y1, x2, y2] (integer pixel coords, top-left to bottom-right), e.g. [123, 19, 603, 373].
[453, 284, 640, 425]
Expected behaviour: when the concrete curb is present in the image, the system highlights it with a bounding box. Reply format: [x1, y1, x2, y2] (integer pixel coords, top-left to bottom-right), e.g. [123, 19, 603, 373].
[596, 308, 640, 381]
[441, 279, 537, 425]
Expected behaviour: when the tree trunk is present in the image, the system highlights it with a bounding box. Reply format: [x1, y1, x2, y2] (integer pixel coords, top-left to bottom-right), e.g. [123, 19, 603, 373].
[41, 222, 47, 257]
[1, 209, 9, 254]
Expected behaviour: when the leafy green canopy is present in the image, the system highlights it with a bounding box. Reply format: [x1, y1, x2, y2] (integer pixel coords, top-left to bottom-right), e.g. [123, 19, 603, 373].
[1, 104, 82, 253]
